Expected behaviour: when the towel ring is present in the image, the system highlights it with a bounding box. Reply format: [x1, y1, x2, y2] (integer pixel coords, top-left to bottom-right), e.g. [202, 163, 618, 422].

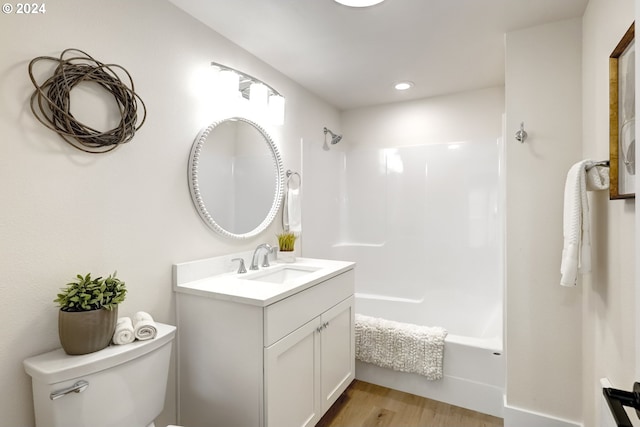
[286, 170, 301, 189]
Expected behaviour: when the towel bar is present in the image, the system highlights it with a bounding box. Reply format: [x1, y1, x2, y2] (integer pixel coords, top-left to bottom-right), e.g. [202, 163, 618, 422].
[586, 160, 610, 171]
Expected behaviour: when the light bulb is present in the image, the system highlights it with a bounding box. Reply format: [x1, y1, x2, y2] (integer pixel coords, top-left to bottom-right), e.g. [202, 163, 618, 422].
[394, 81, 414, 91]
[268, 95, 285, 126]
[334, 0, 384, 7]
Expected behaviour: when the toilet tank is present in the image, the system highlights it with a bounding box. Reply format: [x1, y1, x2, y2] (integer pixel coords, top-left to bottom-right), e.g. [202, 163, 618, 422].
[23, 322, 176, 427]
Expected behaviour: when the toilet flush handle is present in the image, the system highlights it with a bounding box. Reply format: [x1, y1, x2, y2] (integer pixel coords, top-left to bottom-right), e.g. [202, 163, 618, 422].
[50, 380, 89, 400]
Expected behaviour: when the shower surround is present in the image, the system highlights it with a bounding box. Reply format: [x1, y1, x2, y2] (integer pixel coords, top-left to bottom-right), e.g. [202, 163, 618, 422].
[303, 138, 504, 416]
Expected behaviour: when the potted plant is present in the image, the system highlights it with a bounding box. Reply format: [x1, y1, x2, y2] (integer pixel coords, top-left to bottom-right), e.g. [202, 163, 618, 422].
[54, 272, 127, 355]
[276, 232, 297, 262]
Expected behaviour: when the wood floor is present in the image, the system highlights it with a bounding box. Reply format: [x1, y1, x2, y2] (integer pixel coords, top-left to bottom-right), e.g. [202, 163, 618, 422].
[316, 380, 504, 427]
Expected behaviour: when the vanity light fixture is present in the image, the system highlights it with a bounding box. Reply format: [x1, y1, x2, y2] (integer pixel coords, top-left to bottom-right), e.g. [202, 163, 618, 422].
[268, 94, 286, 125]
[394, 81, 414, 91]
[211, 61, 285, 125]
[250, 82, 268, 106]
[334, 0, 385, 7]
[218, 68, 240, 97]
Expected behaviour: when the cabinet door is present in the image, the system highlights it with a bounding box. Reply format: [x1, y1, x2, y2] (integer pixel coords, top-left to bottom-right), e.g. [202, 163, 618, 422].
[265, 318, 321, 427]
[320, 296, 355, 413]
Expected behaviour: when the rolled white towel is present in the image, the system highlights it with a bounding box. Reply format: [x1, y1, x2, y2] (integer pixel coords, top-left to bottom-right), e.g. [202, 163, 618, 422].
[112, 317, 135, 345]
[133, 311, 157, 341]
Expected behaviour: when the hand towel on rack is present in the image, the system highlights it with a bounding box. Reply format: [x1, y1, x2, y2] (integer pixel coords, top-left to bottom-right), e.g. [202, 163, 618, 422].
[285, 184, 302, 234]
[560, 160, 609, 286]
[586, 162, 610, 191]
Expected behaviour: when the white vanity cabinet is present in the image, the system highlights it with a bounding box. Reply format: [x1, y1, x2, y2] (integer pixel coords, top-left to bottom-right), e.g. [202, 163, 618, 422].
[265, 296, 354, 427]
[175, 260, 355, 427]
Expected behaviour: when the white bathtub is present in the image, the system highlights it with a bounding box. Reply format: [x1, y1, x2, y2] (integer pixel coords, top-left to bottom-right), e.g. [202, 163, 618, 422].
[354, 291, 505, 418]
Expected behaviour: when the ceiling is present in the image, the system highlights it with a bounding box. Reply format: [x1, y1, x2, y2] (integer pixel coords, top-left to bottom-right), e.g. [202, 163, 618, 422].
[168, 0, 589, 110]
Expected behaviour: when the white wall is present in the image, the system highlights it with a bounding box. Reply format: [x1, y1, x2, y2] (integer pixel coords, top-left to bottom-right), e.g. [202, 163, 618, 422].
[0, 1, 339, 426]
[505, 18, 584, 423]
[582, 1, 636, 426]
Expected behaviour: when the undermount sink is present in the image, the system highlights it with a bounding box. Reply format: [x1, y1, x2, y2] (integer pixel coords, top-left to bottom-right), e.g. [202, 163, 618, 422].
[245, 265, 321, 284]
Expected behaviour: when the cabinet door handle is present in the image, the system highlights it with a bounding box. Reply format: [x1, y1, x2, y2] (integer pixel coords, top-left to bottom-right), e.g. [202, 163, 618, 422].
[316, 322, 330, 333]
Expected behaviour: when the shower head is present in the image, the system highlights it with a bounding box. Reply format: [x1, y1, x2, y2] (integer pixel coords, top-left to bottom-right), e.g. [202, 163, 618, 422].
[324, 127, 342, 144]
[323, 127, 342, 150]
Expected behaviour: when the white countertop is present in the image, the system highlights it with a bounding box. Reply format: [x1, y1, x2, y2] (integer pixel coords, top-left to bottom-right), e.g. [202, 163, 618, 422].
[173, 257, 355, 307]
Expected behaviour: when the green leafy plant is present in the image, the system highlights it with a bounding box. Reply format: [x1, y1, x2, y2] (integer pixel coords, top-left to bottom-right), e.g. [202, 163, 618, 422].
[276, 232, 297, 252]
[54, 272, 127, 312]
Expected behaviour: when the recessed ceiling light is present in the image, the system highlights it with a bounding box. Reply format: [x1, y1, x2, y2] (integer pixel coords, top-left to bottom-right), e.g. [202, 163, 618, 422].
[334, 0, 385, 7]
[394, 81, 414, 91]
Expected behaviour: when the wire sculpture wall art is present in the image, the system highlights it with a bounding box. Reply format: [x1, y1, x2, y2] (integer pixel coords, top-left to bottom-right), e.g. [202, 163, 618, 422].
[28, 48, 147, 154]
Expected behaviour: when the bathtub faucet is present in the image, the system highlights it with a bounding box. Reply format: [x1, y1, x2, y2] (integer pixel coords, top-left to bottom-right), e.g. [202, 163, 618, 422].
[250, 243, 273, 270]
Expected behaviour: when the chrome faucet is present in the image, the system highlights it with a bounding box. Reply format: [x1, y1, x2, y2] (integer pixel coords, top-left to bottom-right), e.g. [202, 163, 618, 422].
[250, 243, 273, 270]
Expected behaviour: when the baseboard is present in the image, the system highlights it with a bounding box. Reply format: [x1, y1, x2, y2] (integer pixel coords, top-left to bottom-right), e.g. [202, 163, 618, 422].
[503, 397, 582, 427]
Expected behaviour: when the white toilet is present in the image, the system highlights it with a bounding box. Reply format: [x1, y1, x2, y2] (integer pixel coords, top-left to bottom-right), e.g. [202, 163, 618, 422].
[23, 322, 179, 427]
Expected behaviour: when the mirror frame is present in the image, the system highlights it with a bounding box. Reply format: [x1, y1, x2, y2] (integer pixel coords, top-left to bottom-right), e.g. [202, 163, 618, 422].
[188, 117, 285, 240]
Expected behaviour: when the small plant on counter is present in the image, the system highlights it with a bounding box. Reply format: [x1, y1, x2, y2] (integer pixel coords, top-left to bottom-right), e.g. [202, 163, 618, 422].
[54, 272, 127, 312]
[276, 232, 297, 252]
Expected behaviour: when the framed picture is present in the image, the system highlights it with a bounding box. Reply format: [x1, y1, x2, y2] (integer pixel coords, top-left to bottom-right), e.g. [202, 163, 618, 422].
[610, 22, 635, 199]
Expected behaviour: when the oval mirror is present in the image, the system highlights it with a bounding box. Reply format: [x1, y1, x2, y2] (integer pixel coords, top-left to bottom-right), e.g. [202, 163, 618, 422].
[188, 117, 285, 239]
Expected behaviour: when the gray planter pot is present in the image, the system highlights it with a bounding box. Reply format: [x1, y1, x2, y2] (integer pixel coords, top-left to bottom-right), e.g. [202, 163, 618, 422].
[58, 307, 118, 355]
